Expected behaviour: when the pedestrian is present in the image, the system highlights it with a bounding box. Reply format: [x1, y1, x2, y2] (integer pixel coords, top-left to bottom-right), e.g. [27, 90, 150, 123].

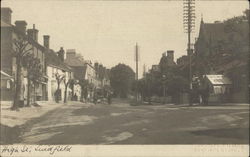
[93, 92, 97, 104]
[107, 91, 112, 105]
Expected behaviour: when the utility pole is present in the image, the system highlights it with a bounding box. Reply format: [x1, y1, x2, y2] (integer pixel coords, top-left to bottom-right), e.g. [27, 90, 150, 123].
[143, 64, 146, 77]
[183, 0, 195, 105]
[135, 43, 139, 101]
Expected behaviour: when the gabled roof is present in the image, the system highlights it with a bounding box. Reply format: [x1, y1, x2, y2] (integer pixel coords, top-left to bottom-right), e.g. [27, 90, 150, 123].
[64, 57, 86, 67]
[199, 21, 249, 46]
[206, 75, 232, 85]
[45, 50, 71, 71]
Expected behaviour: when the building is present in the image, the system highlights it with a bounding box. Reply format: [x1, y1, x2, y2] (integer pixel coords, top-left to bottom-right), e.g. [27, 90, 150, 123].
[176, 55, 189, 66]
[65, 50, 111, 101]
[204, 75, 232, 103]
[65, 50, 97, 101]
[94, 62, 110, 88]
[194, 15, 249, 103]
[1, 8, 47, 102]
[150, 65, 160, 72]
[43, 36, 73, 102]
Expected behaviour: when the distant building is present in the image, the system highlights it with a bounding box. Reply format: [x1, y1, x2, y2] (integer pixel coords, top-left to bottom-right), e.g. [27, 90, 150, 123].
[94, 62, 110, 88]
[159, 50, 176, 74]
[151, 65, 160, 72]
[177, 55, 189, 66]
[65, 50, 97, 101]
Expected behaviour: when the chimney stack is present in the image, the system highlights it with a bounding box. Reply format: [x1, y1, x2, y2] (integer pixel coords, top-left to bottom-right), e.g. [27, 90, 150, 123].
[66, 49, 76, 59]
[27, 24, 39, 41]
[1, 8, 12, 24]
[57, 47, 65, 61]
[167, 50, 174, 61]
[43, 35, 50, 49]
[15, 20, 27, 34]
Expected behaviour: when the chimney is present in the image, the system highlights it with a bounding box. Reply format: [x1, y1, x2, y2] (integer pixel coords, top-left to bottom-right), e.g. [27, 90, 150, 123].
[43, 35, 50, 49]
[1, 8, 12, 24]
[27, 24, 38, 41]
[167, 50, 174, 61]
[66, 49, 76, 59]
[94, 62, 99, 71]
[15, 20, 27, 34]
[57, 47, 65, 61]
[162, 52, 167, 57]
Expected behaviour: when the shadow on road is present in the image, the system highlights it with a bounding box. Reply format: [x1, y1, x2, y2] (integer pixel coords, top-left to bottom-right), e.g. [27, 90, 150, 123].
[0, 124, 22, 144]
[190, 127, 249, 142]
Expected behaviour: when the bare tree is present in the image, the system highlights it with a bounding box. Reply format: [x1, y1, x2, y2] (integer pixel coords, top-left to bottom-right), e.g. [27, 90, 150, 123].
[11, 35, 32, 110]
[63, 79, 75, 103]
[55, 72, 65, 103]
[22, 53, 43, 106]
[78, 79, 89, 102]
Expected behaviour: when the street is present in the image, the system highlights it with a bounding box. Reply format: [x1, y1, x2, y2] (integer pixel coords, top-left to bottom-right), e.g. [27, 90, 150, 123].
[17, 100, 249, 144]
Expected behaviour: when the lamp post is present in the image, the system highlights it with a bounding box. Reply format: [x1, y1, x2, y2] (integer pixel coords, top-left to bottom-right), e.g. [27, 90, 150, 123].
[135, 43, 139, 101]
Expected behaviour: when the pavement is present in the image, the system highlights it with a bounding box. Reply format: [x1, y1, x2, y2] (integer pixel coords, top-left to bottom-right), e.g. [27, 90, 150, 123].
[0, 100, 249, 144]
[0, 101, 61, 127]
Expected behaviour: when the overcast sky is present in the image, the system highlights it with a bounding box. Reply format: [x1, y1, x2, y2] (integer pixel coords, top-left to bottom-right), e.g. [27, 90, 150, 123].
[2, 0, 248, 77]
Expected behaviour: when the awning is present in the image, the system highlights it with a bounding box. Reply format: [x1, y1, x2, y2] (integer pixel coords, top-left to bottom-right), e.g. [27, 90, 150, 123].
[206, 75, 232, 85]
[1, 71, 14, 81]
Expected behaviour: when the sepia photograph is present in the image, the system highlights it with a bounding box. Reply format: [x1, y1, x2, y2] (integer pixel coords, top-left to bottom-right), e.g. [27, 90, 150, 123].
[0, 0, 249, 156]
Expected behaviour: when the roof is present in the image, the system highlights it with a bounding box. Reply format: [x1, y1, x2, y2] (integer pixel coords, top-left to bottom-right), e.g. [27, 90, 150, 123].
[206, 75, 232, 85]
[1, 20, 45, 51]
[46, 50, 71, 71]
[214, 59, 248, 73]
[199, 21, 249, 47]
[64, 56, 86, 67]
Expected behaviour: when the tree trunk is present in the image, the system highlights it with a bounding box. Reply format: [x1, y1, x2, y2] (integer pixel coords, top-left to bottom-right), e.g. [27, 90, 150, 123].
[12, 58, 22, 110]
[34, 83, 37, 103]
[26, 76, 31, 107]
[64, 84, 68, 103]
[80, 86, 84, 102]
[55, 82, 60, 103]
[71, 84, 74, 101]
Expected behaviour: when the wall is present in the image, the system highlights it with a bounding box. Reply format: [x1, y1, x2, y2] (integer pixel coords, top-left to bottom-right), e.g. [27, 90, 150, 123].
[47, 66, 72, 101]
[1, 27, 13, 75]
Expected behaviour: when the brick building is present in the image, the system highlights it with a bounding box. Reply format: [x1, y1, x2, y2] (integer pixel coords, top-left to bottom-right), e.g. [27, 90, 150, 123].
[1, 7, 47, 101]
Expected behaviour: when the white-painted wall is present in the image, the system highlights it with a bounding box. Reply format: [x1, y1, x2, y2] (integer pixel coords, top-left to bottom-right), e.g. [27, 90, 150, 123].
[47, 65, 72, 101]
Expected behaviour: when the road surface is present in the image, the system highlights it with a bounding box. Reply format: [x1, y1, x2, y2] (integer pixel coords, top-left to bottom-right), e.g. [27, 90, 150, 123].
[17, 101, 249, 144]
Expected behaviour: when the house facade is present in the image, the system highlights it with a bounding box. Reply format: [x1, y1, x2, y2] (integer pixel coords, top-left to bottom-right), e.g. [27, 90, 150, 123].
[1, 8, 47, 102]
[44, 37, 73, 102]
[65, 49, 111, 101]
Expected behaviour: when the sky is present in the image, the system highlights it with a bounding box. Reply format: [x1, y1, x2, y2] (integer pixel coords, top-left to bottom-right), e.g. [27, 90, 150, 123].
[2, 0, 249, 77]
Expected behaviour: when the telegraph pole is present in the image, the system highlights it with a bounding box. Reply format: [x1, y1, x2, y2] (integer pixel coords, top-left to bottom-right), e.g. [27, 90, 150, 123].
[135, 43, 139, 101]
[183, 0, 195, 105]
[143, 64, 146, 77]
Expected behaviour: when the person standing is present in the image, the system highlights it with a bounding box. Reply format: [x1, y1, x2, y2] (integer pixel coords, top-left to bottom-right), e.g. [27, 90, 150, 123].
[93, 91, 97, 104]
[107, 91, 112, 105]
